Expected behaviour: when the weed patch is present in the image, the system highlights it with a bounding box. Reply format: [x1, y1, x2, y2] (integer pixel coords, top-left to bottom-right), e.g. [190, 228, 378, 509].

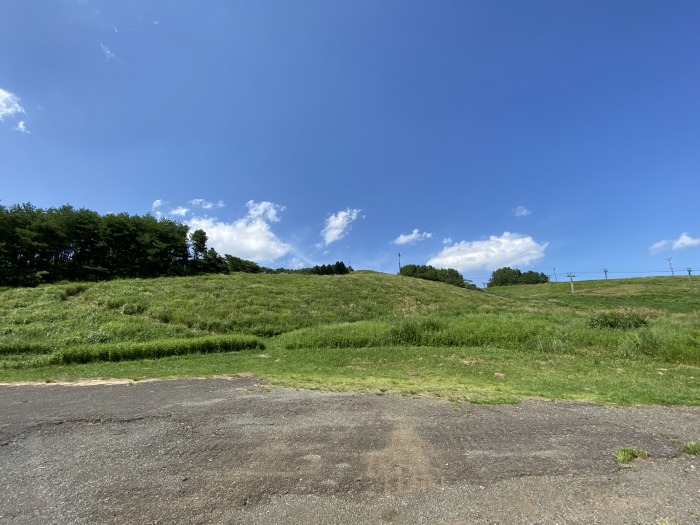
[683, 441, 700, 455]
[614, 447, 649, 464]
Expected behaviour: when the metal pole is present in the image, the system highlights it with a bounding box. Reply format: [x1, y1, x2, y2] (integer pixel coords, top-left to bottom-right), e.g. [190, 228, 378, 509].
[398, 252, 402, 273]
[566, 273, 576, 294]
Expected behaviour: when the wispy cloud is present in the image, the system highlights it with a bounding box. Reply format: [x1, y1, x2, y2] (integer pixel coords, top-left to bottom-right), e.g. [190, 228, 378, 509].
[14, 121, 30, 134]
[189, 198, 225, 210]
[169, 206, 189, 217]
[0, 88, 25, 122]
[649, 240, 670, 254]
[151, 199, 164, 211]
[650, 232, 700, 254]
[427, 232, 548, 273]
[514, 206, 531, 217]
[393, 229, 432, 245]
[187, 200, 290, 263]
[100, 43, 115, 59]
[320, 208, 362, 246]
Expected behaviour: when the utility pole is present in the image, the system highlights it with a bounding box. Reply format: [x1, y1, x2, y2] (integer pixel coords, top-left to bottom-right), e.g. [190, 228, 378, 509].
[667, 257, 674, 276]
[603, 268, 608, 280]
[687, 268, 693, 283]
[553, 267, 558, 283]
[398, 252, 402, 274]
[566, 273, 576, 294]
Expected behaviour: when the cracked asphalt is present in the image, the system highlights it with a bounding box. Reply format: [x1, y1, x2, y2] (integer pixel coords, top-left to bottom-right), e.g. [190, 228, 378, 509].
[1, 377, 699, 524]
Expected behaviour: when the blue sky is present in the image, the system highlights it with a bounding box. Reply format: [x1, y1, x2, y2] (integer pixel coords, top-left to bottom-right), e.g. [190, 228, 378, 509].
[2, 1, 699, 283]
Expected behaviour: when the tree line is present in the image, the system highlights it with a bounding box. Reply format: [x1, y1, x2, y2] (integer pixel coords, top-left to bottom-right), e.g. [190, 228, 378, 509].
[276, 261, 352, 276]
[399, 264, 474, 289]
[487, 267, 549, 287]
[0, 203, 334, 286]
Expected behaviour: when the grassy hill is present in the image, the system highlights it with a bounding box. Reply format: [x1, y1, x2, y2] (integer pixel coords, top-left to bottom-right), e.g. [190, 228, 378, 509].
[1, 272, 698, 405]
[486, 276, 700, 313]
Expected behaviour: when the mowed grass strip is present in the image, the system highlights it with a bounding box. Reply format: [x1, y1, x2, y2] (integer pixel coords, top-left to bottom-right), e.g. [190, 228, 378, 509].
[1, 345, 697, 406]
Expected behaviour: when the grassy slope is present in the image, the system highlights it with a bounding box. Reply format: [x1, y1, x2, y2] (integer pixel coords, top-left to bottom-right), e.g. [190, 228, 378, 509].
[485, 276, 700, 313]
[1, 273, 698, 405]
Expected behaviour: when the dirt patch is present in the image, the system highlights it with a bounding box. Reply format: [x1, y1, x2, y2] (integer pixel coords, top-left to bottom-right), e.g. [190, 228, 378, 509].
[1, 377, 698, 524]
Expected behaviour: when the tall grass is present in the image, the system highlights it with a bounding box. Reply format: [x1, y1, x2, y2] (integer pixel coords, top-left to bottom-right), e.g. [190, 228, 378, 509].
[0, 334, 263, 369]
[276, 312, 699, 365]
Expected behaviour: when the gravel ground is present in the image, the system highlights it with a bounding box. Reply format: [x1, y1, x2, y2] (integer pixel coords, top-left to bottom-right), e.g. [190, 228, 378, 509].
[1, 377, 698, 524]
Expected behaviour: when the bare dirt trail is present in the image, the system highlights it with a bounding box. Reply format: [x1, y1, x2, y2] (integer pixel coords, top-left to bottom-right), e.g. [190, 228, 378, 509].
[1, 377, 698, 524]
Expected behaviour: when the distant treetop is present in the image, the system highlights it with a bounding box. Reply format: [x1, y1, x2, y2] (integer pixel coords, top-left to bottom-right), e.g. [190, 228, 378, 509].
[487, 267, 549, 287]
[399, 264, 475, 289]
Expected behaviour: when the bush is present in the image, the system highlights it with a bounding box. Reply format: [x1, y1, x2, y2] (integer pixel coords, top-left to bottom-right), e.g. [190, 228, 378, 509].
[588, 311, 648, 330]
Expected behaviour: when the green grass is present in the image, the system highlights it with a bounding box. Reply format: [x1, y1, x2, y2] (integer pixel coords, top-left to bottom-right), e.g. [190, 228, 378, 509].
[683, 441, 700, 455]
[614, 446, 649, 464]
[1, 272, 699, 405]
[485, 276, 700, 313]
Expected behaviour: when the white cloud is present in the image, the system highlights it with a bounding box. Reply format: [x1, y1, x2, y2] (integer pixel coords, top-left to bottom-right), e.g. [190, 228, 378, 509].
[673, 232, 700, 250]
[442, 238, 453, 245]
[286, 257, 306, 270]
[189, 198, 226, 210]
[393, 229, 432, 245]
[320, 208, 361, 246]
[649, 240, 670, 254]
[14, 121, 30, 134]
[427, 232, 548, 273]
[650, 232, 700, 254]
[189, 198, 213, 209]
[0, 88, 25, 121]
[514, 206, 531, 217]
[187, 200, 290, 263]
[169, 206, 189, 217]
[246, 200, 284, 222]
[151, 199, 165, 218]
[101, 43, 115, 59]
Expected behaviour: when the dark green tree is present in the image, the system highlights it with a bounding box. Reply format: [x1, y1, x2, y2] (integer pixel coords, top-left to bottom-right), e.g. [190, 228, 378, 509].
[519, 270, 549, 284]
[190, 229, 208, 261]
[399, 264, 467, 288]
[487, 267, 521, 287]
[487, 267, 549, 287]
